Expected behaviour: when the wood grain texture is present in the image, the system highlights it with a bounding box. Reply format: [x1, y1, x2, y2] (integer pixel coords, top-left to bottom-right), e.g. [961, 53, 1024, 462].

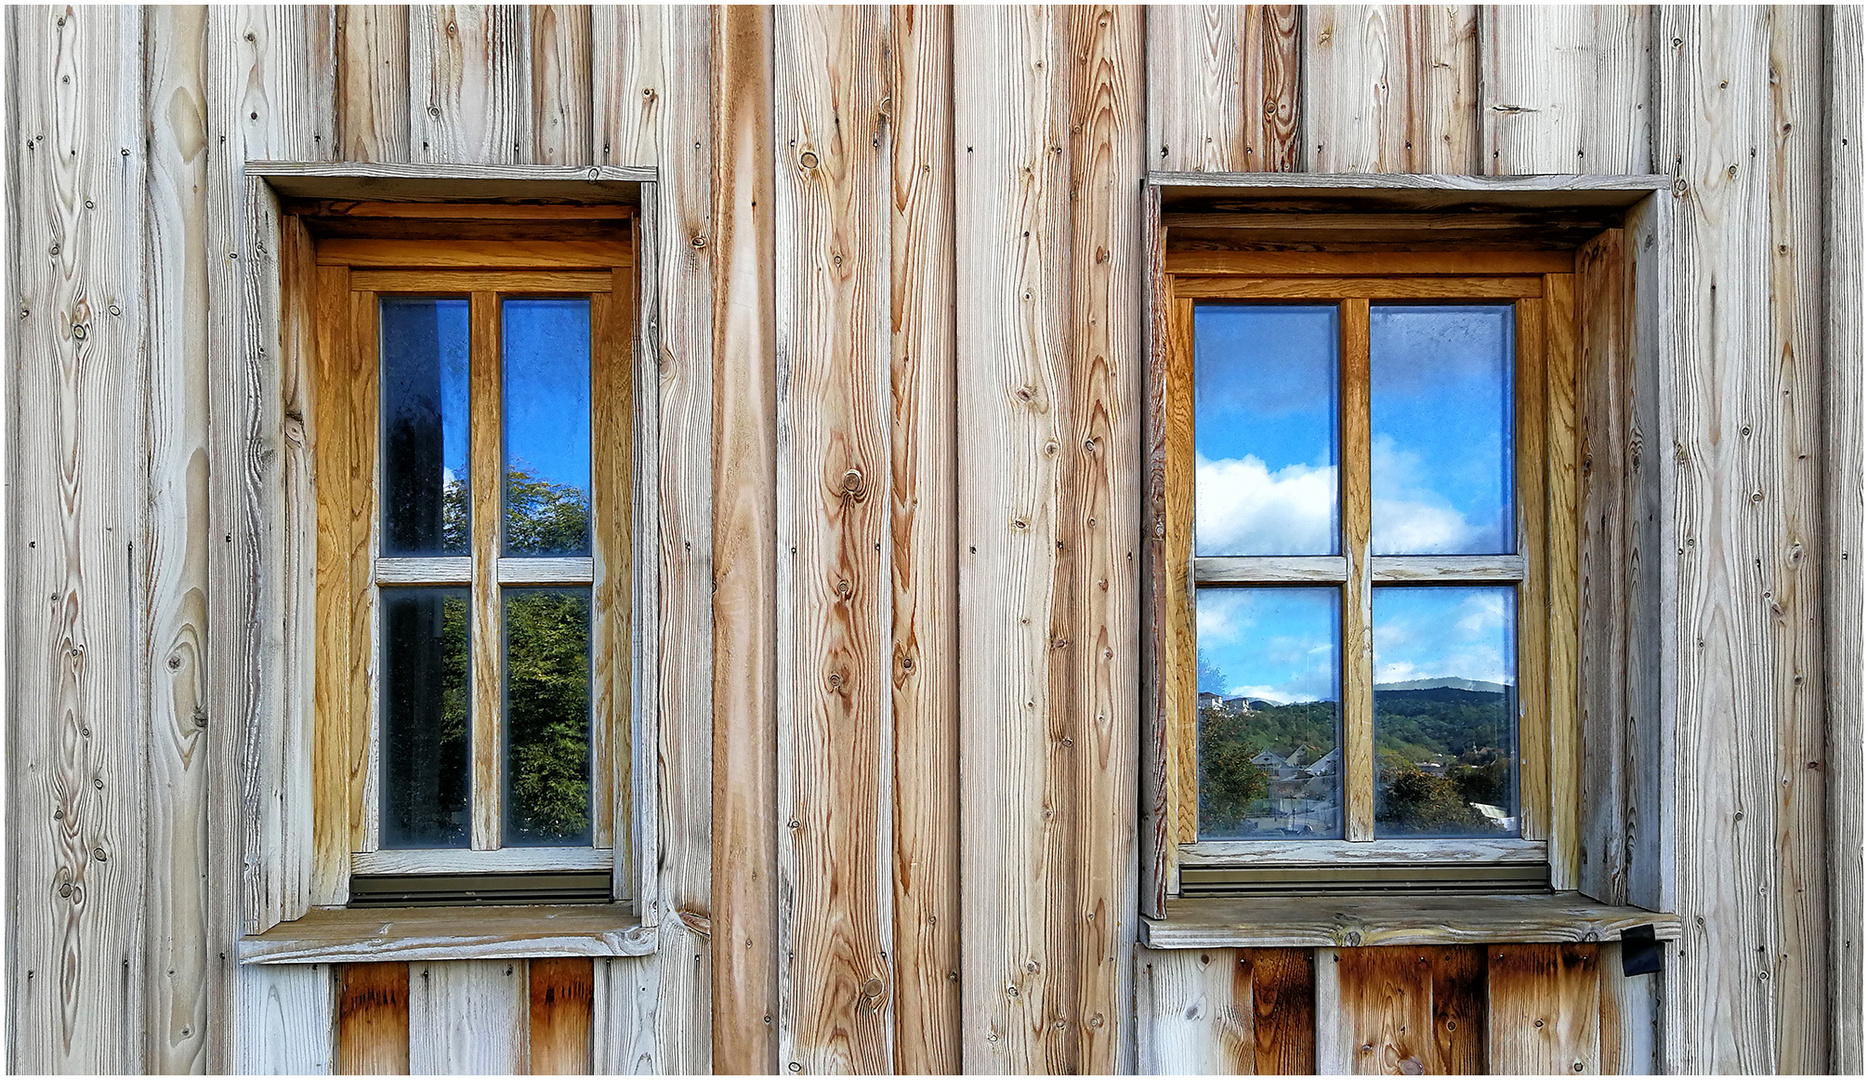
[1516, 298, 1551, 843]
[1315, 946, 1435, 1075]
[7, 6, 150, 1072]
[1341, 298, 1374, 842]
[1432, 946, 1487, 1074]
[335, 6, 411, 163]
[529, 957, 595, 1075]
[240, 905, 655, 966]
[772, 9, 895, 1073]
[1141, 185, 1182, 911]
[310, 263, 353, 906]
[889, 5, 962, 1073]
[1135, 948, 1255, 1074]
[1478, 6, 1652, 175]
[1145, 893, 1681, 951]
[1166, 249, 1575, 276]
[1824, 6, 1865, 1073]
[409, 5, 531, 165]
[1652, 8, 1785, 1071]
[1485, 944, 1599, 1075]
[1166, 299, 1198, 848]
[142, 6, 219, 1072]
[530, 5, 592, 165]
[336, 962, 411, 1075]
[592, 5, 715, 1071]
[1545, 273, 1582, 889]
[408, 959, 528, 1075]
[708, 7, 778, 1074]
[1144, 6, 1301, 173]
[594, 268, 635, 874]
[347, 289, 381, 855]
[469, 291, 503, 850]
[1301, 5, 1479, 173]
[1251, 948, 1316, 1074]
[1596, 944, 1657, 1076]
[592, 955, 660, 1075]
[238, 963, 335, 1074]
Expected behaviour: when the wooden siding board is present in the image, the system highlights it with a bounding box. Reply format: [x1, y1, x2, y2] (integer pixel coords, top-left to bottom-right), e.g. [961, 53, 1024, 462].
[530, 5, 593, 166]
[143, 5, 219, 1073]
[1431, 946, 1487, 1074]
[1300, 5, 1479, 173]
[709, 4, 779, 1074]
[1251, 948, 1316, 1075]
[407, 960, 528, 1075]
[408, 5, 531, 165]
[1134, 948, 1254, 1075]
[335, 962, 411, 1075]
[1825, 5, 1865, 1074]
[592, 955, 660, 1075]
[591, 5, 715, 1071]
[529, 957, 596, 1075]
[335, 6, 411, 164]
[889, 5, 962, 1073]
[1597, 944, 1658, 1076]
[772, 6, 896, 1074]
[1144, 5, 1299, 173]
[1652, 7, 1781, 1071]
[1485, 944, 1600, 1076]
[1478, 6, 1653, 175]
[1315, 946, 1435, 1075]
[7, 5, 150, 1072]
[238, 963, 335, 1075]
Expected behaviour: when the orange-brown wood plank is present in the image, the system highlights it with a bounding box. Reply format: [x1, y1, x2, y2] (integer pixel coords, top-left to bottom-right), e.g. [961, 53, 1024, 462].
[1252, 948, 1316, 1075]
[1340, 299, 1375, 841]
[337, 963, 411, 1075]
[1144, 6, 1300, 172]
[528, 957, 594, 1074]
[1318, 946, 1436, 1074]
[1485, 944, 1600, 1075]
[1431, 946, 1488, 1074]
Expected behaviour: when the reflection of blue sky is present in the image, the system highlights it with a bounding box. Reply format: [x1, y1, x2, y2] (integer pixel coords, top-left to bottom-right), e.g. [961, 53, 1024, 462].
[382, 298, 471, 484]
[503, 298, 592, 493]
[1197, 587, 1339, 703]
[1372, 586, 1514, 687]
[1194, 305, 1338, 555]
[1370, 305, 1513, 554]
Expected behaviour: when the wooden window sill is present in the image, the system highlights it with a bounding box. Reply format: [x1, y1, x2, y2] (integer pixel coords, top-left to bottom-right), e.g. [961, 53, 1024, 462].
[1140, 891, 1679, 950]
[238, 904, 656, 965]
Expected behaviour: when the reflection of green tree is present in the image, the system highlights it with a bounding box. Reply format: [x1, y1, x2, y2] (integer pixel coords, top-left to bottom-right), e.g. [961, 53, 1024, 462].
[1198, 697, 1336, 835]
[505, 589, 592, 844]
[439, 467, 590, 555]
[1373, 687, 1513, 835]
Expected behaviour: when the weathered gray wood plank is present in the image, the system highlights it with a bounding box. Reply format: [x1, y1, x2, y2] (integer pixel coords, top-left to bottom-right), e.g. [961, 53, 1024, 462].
[407, 960, 528, 1074]
[1300, 5, 1479, 173]
[1478, 5, 1652, 175]
[1145, 893, 1681, 950]
[336, 5, 411, 163]
[237, 964, 334, 1074]
[530, 5, 592, 165]
[409, 5, 531, 165]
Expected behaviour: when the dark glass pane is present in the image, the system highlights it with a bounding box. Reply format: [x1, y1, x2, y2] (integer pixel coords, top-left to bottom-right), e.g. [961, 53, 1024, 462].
[504, 587, 593, 846]
[1372, 586, 1518, 838]
[381, 298, 471, 556]
[1194, 304, 1339, 556]
[1196, 587, 1343, 840]
[503, 298, 592, 556]
[1369, 304, 1514, 554]
[380, 588, 471, 848]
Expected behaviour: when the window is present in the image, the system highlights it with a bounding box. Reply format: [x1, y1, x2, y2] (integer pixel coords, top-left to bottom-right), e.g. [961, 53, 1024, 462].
[306, 214, 636, 905]
[1161, 254, 1578, 892]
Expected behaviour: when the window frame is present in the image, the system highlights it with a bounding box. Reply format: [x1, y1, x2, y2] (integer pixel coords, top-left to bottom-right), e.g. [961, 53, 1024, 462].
[1163, 260, 1579, 882]
[302, 212, 644, 906]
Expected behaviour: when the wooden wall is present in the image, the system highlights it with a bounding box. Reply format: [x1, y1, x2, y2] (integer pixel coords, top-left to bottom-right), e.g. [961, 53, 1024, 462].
[3, 4, 1860, 1075]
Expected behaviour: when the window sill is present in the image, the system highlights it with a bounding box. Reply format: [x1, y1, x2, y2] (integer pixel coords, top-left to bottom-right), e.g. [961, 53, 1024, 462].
[238, 904, 656, 965]
[1140, 891, 1679, 950]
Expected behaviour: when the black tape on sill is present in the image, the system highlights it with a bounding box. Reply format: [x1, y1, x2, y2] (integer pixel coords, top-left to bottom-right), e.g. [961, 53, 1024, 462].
[1621, 923, 1662, 977]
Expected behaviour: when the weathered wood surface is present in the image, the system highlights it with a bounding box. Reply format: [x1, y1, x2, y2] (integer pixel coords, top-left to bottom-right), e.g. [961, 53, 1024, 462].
[1478, 6, 1652, 175]
[335, 6, 411, 163]
[1486, 944, 1600, 1074]
[1136, 948, 1257, 1074]
[1144, 893, 1680, 950]
[529, 5, 592, 166]
[1597, 944, 1658, 1075]
[408, 959, 528, 1074]
[889, 6, 963, 1073]
[1314, 946, 1438, 1074]
[772, 6, 896, 1073]
[239, 963, 335, 1075]
[336, 962, 410, 1075]
[592, 955, 660, 1075]
[1144, 6, 1300, 173]
[240, 905, 656, 965]
[409, 5, 531, 165]
[1300, 5, 1479, 173]
[529, 957, 596, 1075]
[708, 5, 779, 1074]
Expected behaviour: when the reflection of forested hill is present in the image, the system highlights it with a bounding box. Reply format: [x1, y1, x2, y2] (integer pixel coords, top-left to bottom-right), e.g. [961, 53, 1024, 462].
[1373, 685, 1510, 760]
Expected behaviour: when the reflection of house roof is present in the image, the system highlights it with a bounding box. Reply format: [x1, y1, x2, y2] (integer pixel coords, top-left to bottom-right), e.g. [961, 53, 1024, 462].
[1223, 696, 1253, 711]
[1250, 750, 1284, 768]
[1285, 747, 1309, 769]
[1305, 748, 1340, 776]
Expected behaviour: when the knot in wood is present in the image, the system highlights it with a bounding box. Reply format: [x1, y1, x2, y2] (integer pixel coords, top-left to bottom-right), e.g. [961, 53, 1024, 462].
[861, 977, 884, 999]
[799, 151, 819, 169]
[839, 467, 865, 499]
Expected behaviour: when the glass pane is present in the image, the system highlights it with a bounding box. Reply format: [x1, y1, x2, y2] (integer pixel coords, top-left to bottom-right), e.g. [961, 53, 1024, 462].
[380, 588, 471, 848]
[1369, 304, 1514, 554]
[1196, 587, 1343, 840]
[1194, 304, 1339, 556]
[381, 298, 471, 556]
[504, 587, 593, 846]
[1372, 585, 1518, 838]
[503, 298, 592, 556]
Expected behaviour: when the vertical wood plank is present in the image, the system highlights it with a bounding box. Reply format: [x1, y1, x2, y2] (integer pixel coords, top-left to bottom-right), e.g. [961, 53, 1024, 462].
[7, 5, 150, 1072]
[1251, 948, 1316, 1075]
[708, 5, 778, 1074]
[592, 955, 659, 1075]
[1341, 298, 1375, 842]
[1140, 186, 1184, 915]
[1301, 5, 1479, 173]
[1145, 6, 1302, 174]
[590, 275, 634, 863]
[144, 5, 218, 1072]
[1824, 6, 1865, 1074]
[1544, 274, 1582, 890]
[408, 960, 528, 1075]
[336, 6, 412, 163]
[336, 962, 411, 1075]
[1516, 298, 1551, 842]
[1486, 944, 1600, 1075]
[239, 965, 335, 1075]
[1316, 947, 1434, 1075]
[1652, 8, 1782, 1071]
[1430, 946, 1487, 1074]
[468, 291, 503, 850]
[1166, 298, 1198, 848]
[1478, 6, 1652, 175]
[310, 262, 353, 904]
[1597, 944, 1657, 1076]
[890, 5, 962, 1073]
[529, 957, 595, 1075]
[1134, 948, 1254, 1075]
[348, 290, 382, 855]
[409, 5, 531, 164]
[591, 6, 715, 1071]
[530, 5, 592, 165]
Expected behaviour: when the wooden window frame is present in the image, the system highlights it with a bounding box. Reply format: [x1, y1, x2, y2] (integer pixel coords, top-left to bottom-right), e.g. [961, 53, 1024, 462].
[300, 205, 646, 907]
[1162, 259, 1577, 880]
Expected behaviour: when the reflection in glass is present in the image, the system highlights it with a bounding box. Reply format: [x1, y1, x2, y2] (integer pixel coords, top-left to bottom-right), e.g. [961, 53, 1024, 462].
[380, 588, 471, 848]
[1369, 304, 1514, 554]
[504, 298, 592, 555]
[1372, 586, 1517, 838]
[1196, 587, 1343, 840]
[381, 298, 471, 556]
[1194, 304, 1340, 556]
[504, 588, 593, 846]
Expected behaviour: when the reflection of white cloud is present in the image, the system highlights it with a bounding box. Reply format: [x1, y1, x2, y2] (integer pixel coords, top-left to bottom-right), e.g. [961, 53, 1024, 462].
[1196, 453, 1335, 555]
[1374, 589, 1514, 685]
[1196, 589, 1256, 645]
[1370, 435, 1478, 554]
